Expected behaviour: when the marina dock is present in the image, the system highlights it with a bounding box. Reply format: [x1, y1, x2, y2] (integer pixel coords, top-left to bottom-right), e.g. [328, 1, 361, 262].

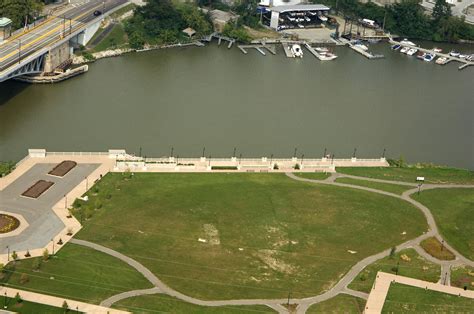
[237, 45, 277, 56]
[348, 43, 384, 59]
[282, 43, 295, 58]
[389, 39, 474, 70]
[201, 32, 235, 49]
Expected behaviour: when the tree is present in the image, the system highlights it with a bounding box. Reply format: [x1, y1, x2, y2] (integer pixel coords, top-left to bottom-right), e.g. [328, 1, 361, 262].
[62, 300, 69, 312]
[32, 258, 41, 271]
[389, 246, 396, 259]
[42, 248, 49, 261]
[432, 0, 451, 22]
[0, 0, 44, 29]
[11, 251, 17, 261]
[14, 292, 22, 304]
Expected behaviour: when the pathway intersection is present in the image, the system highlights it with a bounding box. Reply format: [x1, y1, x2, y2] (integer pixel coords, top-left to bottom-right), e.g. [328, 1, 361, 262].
[0, 151, 472, 313]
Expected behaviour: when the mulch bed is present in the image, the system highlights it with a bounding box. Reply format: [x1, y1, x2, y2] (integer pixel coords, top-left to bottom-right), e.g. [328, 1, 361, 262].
[0, 214, 20, 233]
[48, 160, 77, 177]
[21, 180, 54, 198]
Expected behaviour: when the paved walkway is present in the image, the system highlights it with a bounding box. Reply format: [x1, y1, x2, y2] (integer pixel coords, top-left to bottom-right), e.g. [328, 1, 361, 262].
[364, 271, 474, 313]
[0, 286, 128, 313]
[2, 151, 473, 313]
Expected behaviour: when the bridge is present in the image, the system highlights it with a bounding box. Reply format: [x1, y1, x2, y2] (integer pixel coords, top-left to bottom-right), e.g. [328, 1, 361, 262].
[0, 0, 127, 82]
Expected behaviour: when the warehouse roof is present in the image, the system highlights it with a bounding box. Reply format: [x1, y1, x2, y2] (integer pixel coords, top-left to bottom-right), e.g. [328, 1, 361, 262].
[270, 4, 330, 13]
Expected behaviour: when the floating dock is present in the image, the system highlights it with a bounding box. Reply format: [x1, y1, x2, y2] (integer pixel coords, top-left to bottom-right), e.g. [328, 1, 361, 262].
[237, 45, 277, 56]
[348, 43, 384, 59]
[282, 43, 294, 58]
[389, 38, 474, 70]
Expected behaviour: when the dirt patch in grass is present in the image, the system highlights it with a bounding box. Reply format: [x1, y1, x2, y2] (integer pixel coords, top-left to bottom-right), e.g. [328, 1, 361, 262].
[21, 180, 54, 198]
[203, 224, 220, 245]
[255, 249, 297, 274]
[0, 214, 20, 233]
[451, 265, 474, 290]
[420, 237, 455, 261]
[48, 160, 77, 177]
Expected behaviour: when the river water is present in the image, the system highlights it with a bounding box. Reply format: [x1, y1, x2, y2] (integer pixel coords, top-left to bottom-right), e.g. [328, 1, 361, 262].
[1, 42, 473, 169]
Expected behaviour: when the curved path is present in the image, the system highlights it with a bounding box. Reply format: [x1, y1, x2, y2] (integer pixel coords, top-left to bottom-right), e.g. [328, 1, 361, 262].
[71, 174, 474, 313]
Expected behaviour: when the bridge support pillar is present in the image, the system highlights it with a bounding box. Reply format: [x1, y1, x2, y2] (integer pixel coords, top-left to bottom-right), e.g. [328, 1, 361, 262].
[44, 41, 71, 73]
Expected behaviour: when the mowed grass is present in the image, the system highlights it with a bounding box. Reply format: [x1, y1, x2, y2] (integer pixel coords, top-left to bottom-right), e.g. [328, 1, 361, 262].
[74, 173, 427, 300]
[306, 294, 365, 313]
[335, 177, 411, 195]
[294, 172, 331, 180]
[348, 249, 440, 293]
[382, 283, 474, 313]
[1, 244, 153, 304]
[2, 297, 71, 313]
[413, 188, 474, 260]
[92, 24, 128, 52]
[451, 265, 474, 290]
[113, 294, 275, 313]
[336, 167, 474, 184]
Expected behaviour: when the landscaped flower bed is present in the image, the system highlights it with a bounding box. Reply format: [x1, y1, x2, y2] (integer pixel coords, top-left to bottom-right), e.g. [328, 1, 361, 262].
[21, 180, 54, 198]
[48, 160, 77, 177]
[0, 214, 20, 233]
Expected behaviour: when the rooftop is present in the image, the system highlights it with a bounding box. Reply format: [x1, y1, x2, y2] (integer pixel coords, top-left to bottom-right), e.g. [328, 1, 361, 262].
[270, 4, 330, 13]
[0, 17, 12, 27]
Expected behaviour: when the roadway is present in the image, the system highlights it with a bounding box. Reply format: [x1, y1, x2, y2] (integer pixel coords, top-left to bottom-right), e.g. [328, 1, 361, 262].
[0, 0, 127, 74]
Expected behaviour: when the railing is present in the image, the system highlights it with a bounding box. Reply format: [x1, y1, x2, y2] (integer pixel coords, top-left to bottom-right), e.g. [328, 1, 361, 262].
[47, 151, 108, 156]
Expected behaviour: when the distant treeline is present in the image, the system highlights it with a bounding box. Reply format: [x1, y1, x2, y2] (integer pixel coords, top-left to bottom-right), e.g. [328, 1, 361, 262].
[311, 0, 474, 42]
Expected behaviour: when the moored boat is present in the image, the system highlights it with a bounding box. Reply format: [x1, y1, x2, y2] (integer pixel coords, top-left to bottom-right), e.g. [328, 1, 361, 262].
[400, 39, 416, 46]
[391, 44, 401, 50]
[435, 56, 448, 65]
[407, 48, 418, 56]
[291, 44, 303, 58]
[400, 46, 410, 54]
[423, 53, 435, 62]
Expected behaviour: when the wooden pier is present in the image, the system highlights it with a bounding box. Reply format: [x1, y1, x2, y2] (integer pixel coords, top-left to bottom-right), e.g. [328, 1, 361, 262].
[389, 38, 474, 70]
[348, 43, 384, 59]
[201, 32, 235, 49]
[237, 45, 277, 56]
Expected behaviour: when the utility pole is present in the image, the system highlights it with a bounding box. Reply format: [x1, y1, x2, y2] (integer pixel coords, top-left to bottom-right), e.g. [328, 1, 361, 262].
[233, 147, 236, 158]
[323, 147, 327, 158]
[293, 147, 297, 158]
[202, 147, 205, 158]
[18, 39, 21, 63]
[382, 148, 386, 158]
[353, 148, 357, 158]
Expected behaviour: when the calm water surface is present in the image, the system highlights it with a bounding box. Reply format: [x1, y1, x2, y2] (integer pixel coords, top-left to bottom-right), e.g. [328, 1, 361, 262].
[1, 42, 473, 168]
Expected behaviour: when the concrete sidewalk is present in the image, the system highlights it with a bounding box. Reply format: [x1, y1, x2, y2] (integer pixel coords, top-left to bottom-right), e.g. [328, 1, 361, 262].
[0, 286, 129, 313]
[364, 271, 474, 313]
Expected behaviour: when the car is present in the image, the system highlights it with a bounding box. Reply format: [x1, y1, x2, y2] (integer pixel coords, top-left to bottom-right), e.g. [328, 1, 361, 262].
[93, 10, 102, 16]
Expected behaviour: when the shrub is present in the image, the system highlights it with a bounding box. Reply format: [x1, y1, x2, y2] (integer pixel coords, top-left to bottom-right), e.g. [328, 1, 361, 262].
[93, 187, 99, 194]
[67, 228, 73, 236]
[11, 251, 18, 261]
[14, 292, 22, 304]
[294, 164, 301, 170]
[389, 246, 396, 259]
[391, 266, 399, 273]
[273, 163, 279, 170]
[105, 194, 112, 200]
[43, 249, 49, 261]
[62, 300, 69, 310]
[95, 201, 103, 210]
[32, 259, 41, 271]
[359, 273, 367, 281]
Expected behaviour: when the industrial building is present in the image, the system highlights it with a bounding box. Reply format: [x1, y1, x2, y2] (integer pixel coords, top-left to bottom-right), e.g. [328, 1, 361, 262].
[261, 4, 331, 31]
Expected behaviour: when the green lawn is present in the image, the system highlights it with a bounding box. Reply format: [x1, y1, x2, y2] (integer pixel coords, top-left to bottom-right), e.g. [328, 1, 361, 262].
[92, 24, 128, 52]
[348, 249, 440, 293]
[413, 188, 474, 261]
[114, 294, 275, 313]
[451, 265, 474, 290]
[382, 283, 474, 313]
[0, 161, 15, 177]
[1, 297, 72, 313]
[294, 172, 331, 180]
[335, 177, 410, 195]
[336, 166, 474, 184]
[73, 173, 427, 300]
[1, 244, 153, 304]
[307, 294, 365, 313]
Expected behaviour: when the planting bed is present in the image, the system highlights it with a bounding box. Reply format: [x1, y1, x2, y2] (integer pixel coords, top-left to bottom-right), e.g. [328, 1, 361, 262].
[21, 180, 54, 198]
[0, 214, 20, 233]
[48, 160, 77, 177]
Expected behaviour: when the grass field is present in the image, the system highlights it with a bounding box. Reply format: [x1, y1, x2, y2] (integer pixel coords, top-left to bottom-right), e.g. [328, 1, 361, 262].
[294, 172, 331, 180]
[451, 265, 474, 290]
[73, 173, 427, 300]
[420, 237, 455, 260]
[413, 188, 474, 261]
[348, 249, 440, 293]
[113, 294, 275, 313]
[1, 297, 71, 313]
[336, 166, 474, 184]
[1, 244, 152, 304]
[92, 24, 128, 52]
[382, 283, 474, 313]
[334, 177, 410, 195]
[306, 294, 365, 313]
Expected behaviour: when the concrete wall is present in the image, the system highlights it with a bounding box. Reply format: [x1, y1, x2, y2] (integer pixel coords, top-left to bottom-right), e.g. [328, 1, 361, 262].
[77, 20, 101, 46]
[44, 41, 71, 73]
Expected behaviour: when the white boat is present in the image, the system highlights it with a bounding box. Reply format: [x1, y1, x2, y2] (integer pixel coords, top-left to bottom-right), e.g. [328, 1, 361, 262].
[407, 48, 417, 56]
[309, 11, 317, 16]
[291, 44, 303, 58]
[400, 39, 416, 46]
[423, 53, 435, 62]
[449, 50, 460, 57]
[435, 56, 448, 65]
[433, 47, 442, 53]
[304, 16, 311, 22]
[320, 52, 337, 61]
[459, 54, 468, 59]
[297, 23, 304, 28]
[354, 44, 369, 51]
[400, 46, 410, 54]
[318, 15, 328, 22]
[315, 47, 329, 52]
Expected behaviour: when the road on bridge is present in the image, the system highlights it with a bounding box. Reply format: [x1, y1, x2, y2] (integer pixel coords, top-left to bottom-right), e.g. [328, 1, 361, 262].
[0, 0, 127, 76]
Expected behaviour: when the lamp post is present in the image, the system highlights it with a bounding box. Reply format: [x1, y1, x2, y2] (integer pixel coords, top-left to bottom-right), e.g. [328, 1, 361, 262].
[3, 291, 6, 309]
[17, 39, 22, 64]
[293, 148, 297, 158]
[323, 147, 327, 158]
[382, 148, 386, 158]
[270, 154, 273, 166]
[170, 147, 174, 158]
[352, 148, 357, 158]
[301, 154, 304, 166]
[331, 154, 335, 165]
[139, 147, 142, 157]
[51, 238, 55, 255]
[85, 176, 88, 192]
[239, 153, 242, 165]
[6, 246, 9, 262]
[202, 147, 205, 158]
[64, 194, 67, 209]
[208, 155, 211, 167]
[233, 147, 236, 158]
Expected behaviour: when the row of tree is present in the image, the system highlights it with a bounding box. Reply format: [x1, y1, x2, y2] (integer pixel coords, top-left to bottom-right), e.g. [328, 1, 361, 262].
[0, 0, 49, 30]
[312, 0, 474, 42]
[125, 0, 212, 48]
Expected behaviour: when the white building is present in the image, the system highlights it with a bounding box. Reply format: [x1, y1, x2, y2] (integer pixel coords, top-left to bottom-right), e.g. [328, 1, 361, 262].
[265, 4, 331, 30]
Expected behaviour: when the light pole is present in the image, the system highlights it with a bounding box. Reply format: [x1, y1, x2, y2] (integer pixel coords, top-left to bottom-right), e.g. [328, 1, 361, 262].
[17, 39, 22, 64]
[323, 147, 327, 158]
[85, 176, 88, 191]
[51, 238, 55, 255]
[270, 154, 273, 166]
[208, 155, 211, 167]
[301, 154, 304, 166]
[6, 246, 9, 262]
[170, 147, 174, 158]
[64, 194, 67, 209]
[3, 291, 6, 309]
[239, 153, 242, 165]
[293, 148, 297, 158]
[139, 147, 142, 157]
[331, 154, 335, 165]
[202, 147, 205, 158]
[382, 148, 386, 159]
[233, 147, 236, 158]
[352, 148, 357, 158]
